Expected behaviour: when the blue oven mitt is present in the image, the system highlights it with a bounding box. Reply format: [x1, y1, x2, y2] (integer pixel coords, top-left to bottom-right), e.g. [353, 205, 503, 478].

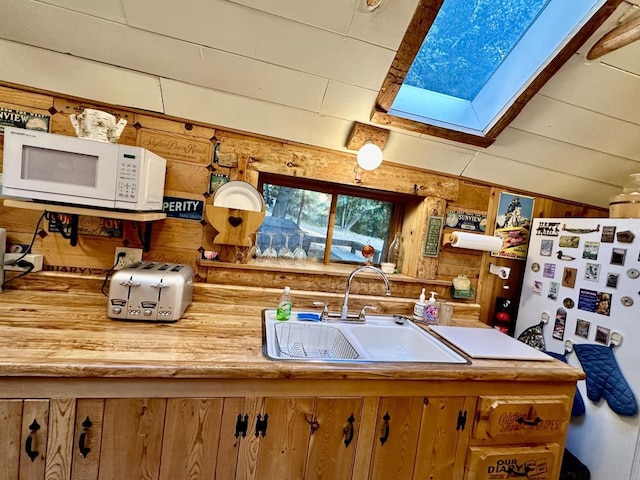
[573, 343, 638, 416]
[543, 350, 585, 417]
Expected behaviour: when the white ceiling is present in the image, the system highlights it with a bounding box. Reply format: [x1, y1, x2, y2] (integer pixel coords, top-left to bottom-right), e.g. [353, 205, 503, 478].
[1, 0, 640, 208]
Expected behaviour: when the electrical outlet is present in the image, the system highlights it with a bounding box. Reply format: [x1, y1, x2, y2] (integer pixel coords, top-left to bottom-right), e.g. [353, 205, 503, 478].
[114, 247, 142, 270]
[3, 253, 44, 272]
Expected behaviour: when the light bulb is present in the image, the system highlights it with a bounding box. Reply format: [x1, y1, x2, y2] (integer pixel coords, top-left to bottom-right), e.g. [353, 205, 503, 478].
[356, 142, 383, 170]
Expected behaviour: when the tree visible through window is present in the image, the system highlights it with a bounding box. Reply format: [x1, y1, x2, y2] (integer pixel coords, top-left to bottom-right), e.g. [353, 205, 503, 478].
[257, 175, 401, 265]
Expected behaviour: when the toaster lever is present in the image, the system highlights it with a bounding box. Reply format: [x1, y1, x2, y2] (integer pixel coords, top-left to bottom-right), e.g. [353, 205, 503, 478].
[150, 282, 170, 289]
[119, 280, 141, 287]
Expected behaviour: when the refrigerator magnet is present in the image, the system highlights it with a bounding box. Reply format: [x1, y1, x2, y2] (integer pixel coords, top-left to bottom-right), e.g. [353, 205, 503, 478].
[611, 248, 627, 266]
[575, 319, 590, 339]
[627, 268, 640, 279]
[595, 325, 611, 345]
[601, 225, 616, 243]
[621, 296, 634, 307]
[553, 308, 567, 340]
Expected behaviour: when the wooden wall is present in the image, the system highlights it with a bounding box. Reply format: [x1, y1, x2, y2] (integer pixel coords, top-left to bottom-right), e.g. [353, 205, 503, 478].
[0, 84, 608, 322]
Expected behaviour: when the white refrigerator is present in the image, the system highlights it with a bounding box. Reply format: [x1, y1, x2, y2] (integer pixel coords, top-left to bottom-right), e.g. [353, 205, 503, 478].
[515, 217, 640, 480]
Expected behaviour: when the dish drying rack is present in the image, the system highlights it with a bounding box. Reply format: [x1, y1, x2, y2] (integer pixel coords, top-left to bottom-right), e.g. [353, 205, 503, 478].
[274, 322, 360, 360]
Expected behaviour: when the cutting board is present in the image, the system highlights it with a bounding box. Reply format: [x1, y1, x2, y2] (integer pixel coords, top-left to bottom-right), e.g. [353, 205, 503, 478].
[430, 326, 553, 361]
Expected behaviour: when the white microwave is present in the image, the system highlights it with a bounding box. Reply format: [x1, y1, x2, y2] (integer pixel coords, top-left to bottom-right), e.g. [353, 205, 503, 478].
[2, 127, 167, 211]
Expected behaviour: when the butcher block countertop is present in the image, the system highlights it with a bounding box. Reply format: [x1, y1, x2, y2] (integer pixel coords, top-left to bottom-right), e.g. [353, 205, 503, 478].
[0, 272, 583, 383]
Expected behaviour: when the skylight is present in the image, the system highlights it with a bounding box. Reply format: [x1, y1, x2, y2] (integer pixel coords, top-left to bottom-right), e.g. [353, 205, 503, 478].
[386, 0, 606, 139]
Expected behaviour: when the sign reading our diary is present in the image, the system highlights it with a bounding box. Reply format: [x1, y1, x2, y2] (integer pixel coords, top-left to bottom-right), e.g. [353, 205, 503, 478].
[423, 216, 443, 257]
[162, 196, 204, 220]
[0, 107, 50, 133]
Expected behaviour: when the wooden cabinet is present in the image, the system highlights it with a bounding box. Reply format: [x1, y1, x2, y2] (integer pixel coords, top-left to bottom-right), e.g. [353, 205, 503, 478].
[465, 395, 573, 480]
[0, 390, 574, 480]
[0, 398, 75, 480]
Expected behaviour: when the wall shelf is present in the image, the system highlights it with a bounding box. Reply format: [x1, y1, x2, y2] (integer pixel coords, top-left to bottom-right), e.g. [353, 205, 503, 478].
[2, 199, 166, 250]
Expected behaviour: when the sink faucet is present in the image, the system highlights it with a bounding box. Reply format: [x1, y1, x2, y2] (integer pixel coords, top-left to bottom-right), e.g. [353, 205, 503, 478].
[341, 265, 391, 319]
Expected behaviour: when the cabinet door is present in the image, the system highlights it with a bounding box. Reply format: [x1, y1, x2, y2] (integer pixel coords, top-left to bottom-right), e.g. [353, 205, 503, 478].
[0, 398, 74, 480]
[236, 397, 314, 480]
[71, 399, 105, 480]
[159, 398, 224, 480]
[0, 399, 27, 479]
[413, 396, 475, 480]
[305, 397, 363, 480]
[367, 396, 424, 480]
[98, 398, 166, 480]
[20, 400, 50, 480]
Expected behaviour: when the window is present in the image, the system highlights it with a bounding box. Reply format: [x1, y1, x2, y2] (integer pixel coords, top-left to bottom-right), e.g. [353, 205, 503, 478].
[257, 174, 404, 265]
[373, 0, 616, 146]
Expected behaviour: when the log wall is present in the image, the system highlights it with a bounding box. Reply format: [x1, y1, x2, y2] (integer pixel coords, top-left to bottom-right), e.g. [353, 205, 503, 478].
[0, 84, 607, 322]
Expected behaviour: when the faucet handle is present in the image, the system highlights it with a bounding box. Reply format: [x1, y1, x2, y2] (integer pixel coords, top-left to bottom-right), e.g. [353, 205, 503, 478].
[359, 305, 378, 321]
[312, 301, 329, 321]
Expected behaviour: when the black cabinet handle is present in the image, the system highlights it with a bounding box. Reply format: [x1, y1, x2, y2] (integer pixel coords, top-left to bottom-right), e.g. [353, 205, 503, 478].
[25, 419, 41, 462]
[516, 416, 542, 427]
[304, 414, 320, 434]
[235, 414, 248, 438]
[255, 413, 269, 437]
[343, 413, 355, 447]
[78, 416, 93, 458]
[379, 412, 390, 446]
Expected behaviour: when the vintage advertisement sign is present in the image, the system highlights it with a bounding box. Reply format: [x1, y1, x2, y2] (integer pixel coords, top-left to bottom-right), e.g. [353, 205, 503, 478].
[445, 209, 487, 232]
[492, 192, 535, 261]
[162, 196, 204, 221]
[423, 216, 443, 257]
[0, 107, 50, 133]
[48, 214, 122, 237]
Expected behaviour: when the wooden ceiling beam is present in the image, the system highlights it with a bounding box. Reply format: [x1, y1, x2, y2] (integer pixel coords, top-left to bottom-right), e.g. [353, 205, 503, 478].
[587, 13, 640, 60]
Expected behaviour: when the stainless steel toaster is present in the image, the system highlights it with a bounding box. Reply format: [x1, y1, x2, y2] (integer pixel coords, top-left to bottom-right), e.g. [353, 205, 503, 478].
[108, 261, 194, 322]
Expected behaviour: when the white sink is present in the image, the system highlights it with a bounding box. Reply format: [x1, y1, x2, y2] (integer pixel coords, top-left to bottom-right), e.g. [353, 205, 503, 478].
[262, 309, 468, 364]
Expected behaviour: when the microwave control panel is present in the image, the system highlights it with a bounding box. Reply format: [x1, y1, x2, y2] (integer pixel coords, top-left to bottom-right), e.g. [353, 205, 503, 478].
[116, 153, 140, 202]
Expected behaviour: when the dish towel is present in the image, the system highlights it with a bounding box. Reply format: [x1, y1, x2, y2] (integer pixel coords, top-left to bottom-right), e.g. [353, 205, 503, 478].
[573, 343, 638, 416]
[543, 350, 585, 417]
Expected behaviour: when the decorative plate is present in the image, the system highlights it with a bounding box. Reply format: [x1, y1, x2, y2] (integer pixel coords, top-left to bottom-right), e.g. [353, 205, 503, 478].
[212, 181, 265, 212]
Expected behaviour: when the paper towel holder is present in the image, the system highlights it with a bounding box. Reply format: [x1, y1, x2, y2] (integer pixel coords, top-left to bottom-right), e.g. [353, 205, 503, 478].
[443, 231, 503, 252]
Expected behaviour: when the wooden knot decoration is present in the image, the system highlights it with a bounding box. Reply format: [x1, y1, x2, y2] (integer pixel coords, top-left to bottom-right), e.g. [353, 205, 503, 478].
[228, 216, 243, 227]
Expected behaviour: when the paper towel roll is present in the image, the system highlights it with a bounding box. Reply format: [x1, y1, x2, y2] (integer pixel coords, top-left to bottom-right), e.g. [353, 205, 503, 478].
[450, 232, 503, 252]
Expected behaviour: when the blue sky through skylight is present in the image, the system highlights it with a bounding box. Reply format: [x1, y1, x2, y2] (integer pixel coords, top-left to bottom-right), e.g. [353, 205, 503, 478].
[405, 0, 551, 101]
[389, 0, 603, 136]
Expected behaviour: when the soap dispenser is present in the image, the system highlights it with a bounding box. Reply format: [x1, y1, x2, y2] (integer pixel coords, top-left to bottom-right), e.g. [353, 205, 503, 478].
[424, 291, 439, 325]
[276, 286, 292, 321]
[413, 288, 427, 321]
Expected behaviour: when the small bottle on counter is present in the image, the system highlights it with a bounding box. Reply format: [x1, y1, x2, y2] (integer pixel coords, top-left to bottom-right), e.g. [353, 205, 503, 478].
[413, 288, 427, 321]
[424, 291, 439, 325]
[387, 232, 404, 273]
[276, 286, 293, 321]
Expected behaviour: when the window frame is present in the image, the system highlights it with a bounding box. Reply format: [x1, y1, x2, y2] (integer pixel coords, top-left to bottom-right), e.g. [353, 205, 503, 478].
[372, 0, 624, 147]
[258, 173, 406, 265]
